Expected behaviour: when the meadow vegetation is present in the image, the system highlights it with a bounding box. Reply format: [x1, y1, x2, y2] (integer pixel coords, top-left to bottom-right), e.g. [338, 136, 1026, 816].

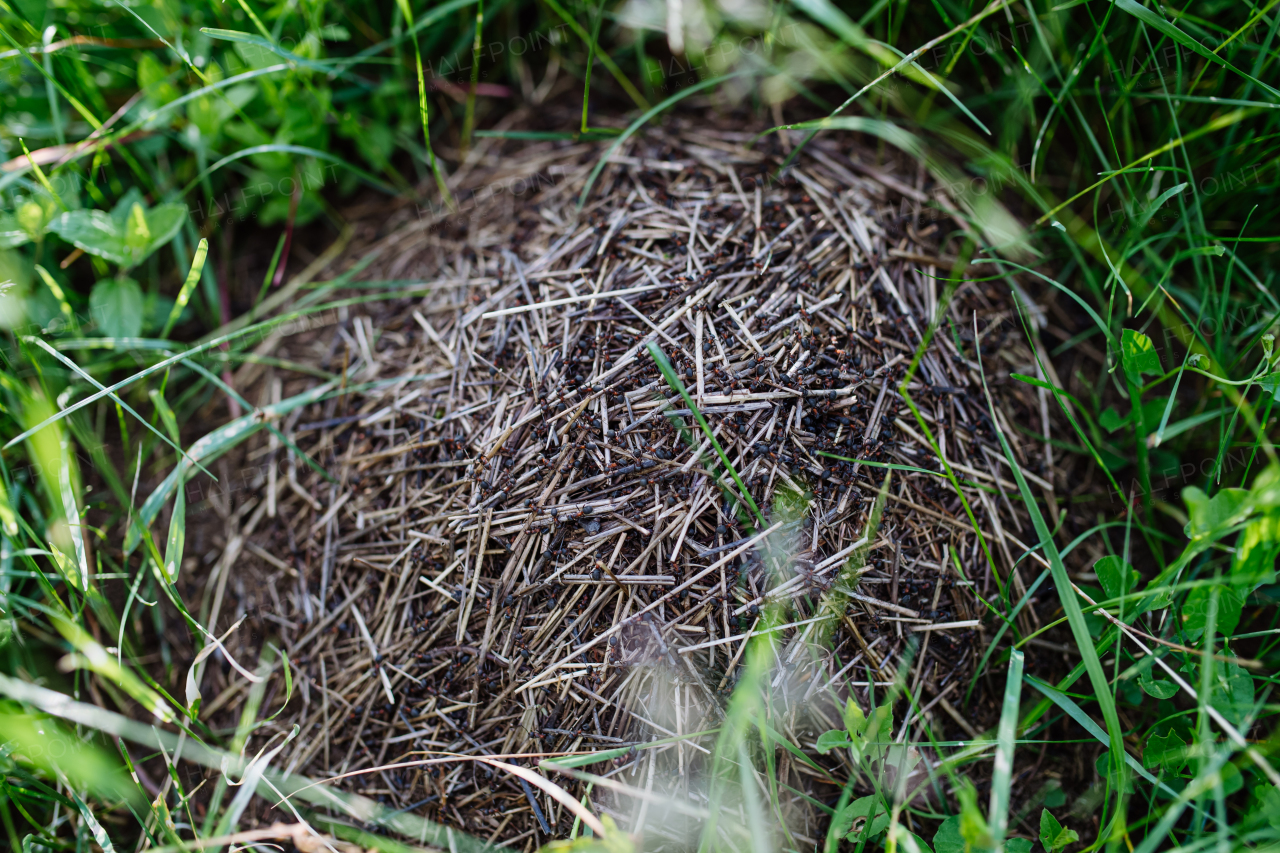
[1, 0, 1279, 851]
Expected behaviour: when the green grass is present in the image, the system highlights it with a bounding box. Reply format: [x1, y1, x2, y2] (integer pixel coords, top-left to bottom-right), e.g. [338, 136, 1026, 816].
[3, 0, 1280, 851]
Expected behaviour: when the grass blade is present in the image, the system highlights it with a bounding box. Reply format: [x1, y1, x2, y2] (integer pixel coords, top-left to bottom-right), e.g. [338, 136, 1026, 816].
[181, 143, 396, 196]
[540, 0, 649, 111]
[1025, 674, 1182, 801]
[394, 0, 456, 210]
[647, 341, 765, 529]
[178, 356, 335, 483]
[125, 380, 335, 553]
[738, 741, 772, 853]
[162, 487, 184, 584]
[1112, 0, 1280, 100]
[578, 72, 748, 208]
[161, 238, 208, 339]
[68, 791, 118, 853]
[770, 115, 925, 158]
[199, 28, 336, 72]
[461, 0, 484, 155]
[989, 649, 1024, 846]
[25, 337, 213, 480]
[965, 571, 1047, 706]
[56, 439, 87, 590]
[0, 29, 100, 129]
[976, 336, 1130, 824]
[7, 301, 351, 450]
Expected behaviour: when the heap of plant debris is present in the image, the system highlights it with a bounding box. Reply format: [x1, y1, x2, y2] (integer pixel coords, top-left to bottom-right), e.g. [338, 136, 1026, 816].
[205, 117, 1060, 850]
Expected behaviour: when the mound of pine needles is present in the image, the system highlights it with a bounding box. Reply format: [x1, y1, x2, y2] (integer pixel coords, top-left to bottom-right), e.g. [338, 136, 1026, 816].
[209, 119, 1057, 849]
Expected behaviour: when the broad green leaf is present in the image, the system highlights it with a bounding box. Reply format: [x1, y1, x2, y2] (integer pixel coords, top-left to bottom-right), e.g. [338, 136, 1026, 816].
[858, 702, 894, 760]
[1258, 373, 1280, 402]
[124, 203, 151, 252]
[891, 826, 934, 853]
[1121, 328, 1160, 383]
[1099, 406, 1128, 433]
[1137, 670, 1178, 699]
[108, 187, 146, 221]
[15, 199, 57, 241]
[1210, 661, 1255, 728]
[136, 53, 178, 105]
[0, 210, 32, 247]
[49, 210, 130, 265]
[1004, 840, 1032, 853]
[815, 729, 851, 754]
[843, 697, 867, 734]
[1183, 486, 1250, 539]
[142, 291, 178, 333]
[1205, 488, 1251, 529]
[48, 203, 185, 268]
[1250, 465, 1280, 508]
[1232, 513, 1280, 588]
[1248, 785, 1280, 831]
[542, 814, 635, 853]
[89, 278, 144, 339]
[1094, 555, 1140, 602]
[1143, 730, 1187, 772]
[1182, 486, 1210, 537]
[933, 816, 963, 853]
[838, 796, 889, 842]
[1219, 762, 1244, 796]
[188, 82, 258, 139]
[1181, 583, 1245, 637]
[1039, 809, 1078, 852]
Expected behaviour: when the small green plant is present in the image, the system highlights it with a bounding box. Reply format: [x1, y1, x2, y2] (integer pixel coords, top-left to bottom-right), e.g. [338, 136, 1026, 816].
[1038, 809, 1078, 853]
